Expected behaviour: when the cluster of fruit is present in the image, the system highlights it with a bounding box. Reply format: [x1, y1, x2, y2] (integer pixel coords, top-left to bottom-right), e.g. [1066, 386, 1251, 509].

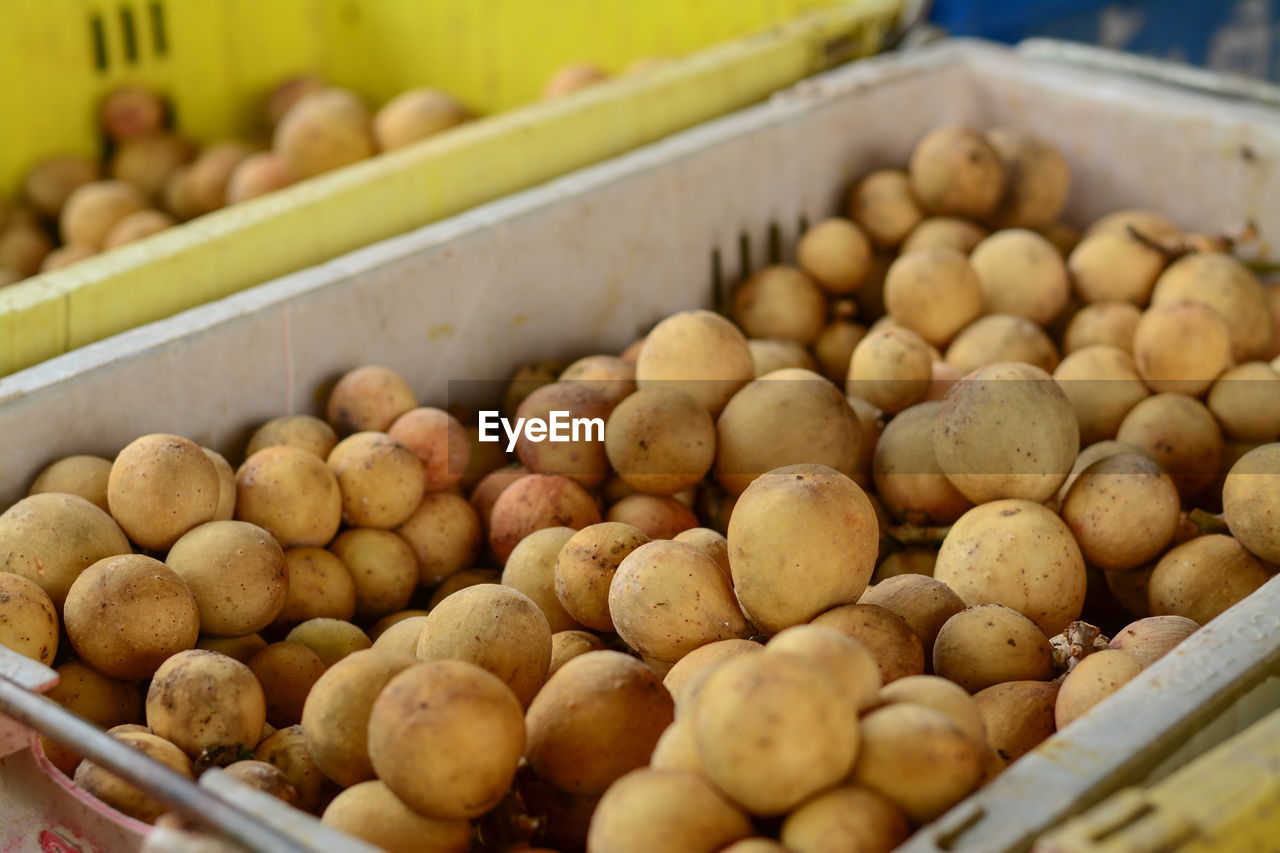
[1, 121, 1279, 853]
[0, 60, 620, 289]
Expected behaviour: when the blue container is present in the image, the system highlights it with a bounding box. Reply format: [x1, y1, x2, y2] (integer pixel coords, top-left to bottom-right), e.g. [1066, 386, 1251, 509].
[929, 0, 1280, 81]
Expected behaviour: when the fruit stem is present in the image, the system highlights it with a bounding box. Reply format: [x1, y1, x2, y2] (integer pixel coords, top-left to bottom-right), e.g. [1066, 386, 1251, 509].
[1188, 508, 1230, 536]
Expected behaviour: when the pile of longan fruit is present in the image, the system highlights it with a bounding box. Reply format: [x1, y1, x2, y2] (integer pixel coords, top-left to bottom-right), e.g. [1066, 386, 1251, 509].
[2, 121, 1279, 853]
[0, 59, 623, 289]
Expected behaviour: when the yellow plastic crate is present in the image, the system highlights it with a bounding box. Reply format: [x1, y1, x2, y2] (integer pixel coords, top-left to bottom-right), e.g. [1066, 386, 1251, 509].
[1034, 707, 1280, 853]
[0, 0, 902, 378]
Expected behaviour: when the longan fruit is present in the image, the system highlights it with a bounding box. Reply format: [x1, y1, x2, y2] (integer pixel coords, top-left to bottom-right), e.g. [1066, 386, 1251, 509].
[226, 151, 293, 204]
[811, 603, 925, 684]
[780, 786, 911, 853]
[1132, 301, 1232, 395]
[387, 407, 470, 491]
[932, 604, 1054, 693]
[525, 650, 675, 795]
[1116, 393, 1223, 500]
[1150, 251, 1272, 361]
[872, 401, 973, 525]
[970, 229, 1069, 325]
[1148, 534, 1268, 625]
[908, 126, 1006, 218]
[608, 540, 746, 662]
[109, 433, 221, 550]
[248, 641, 326, 728]
[64, 554, 200, 680]
[1070, 230, 1168, 307]
[301, 648, 418, 787]
[23, 155, 100, 219]
[166, 520, 287, 637]
[859, 573, 966, 658]
[586, 769, 752, 853]
[850, 702, 982, 825]
[75, 731, 193, 824]
[285, 617, 372, 666]
[605, 494, 698, 540]
[1108, 615, 1198, 669]
[0, 572, 58, 665]
[934, 362, 1079, 505]
[934, 500, 1086, 636]
[901, 216, 989, 255]
[847, 326, 933, 414]
[883, 248, 984, 347]
[328, 528, 418, 620]
[1061, 453, 1180, 571]
[985, 127, 1070, 229]
[1062, 301, 1143, 354]
[732, 265, 826, 346]
[321, 781, 472, 853]
[1054, 649, 1143, 729]
[274, 88, 375, 180]
[373, 88, 467, 150]
[146, 649, 266, 761]
[945, 314, 1060, 374]
[367, 661, 526, 820]
[718, 368, 863, 494]
[1053, 345, 1150, 445]
[729, 464, 878, 634]
[245, 413, 339, 460]
[326, 365, 417, 436]
[765, 624, 882, 712]
[796, 218, 873, 294]
[326, 432, 427, 529]
[634, 309, 755, 417]
[1208, 363, 1280, 442]
[272, 546, 356, 628]
[102, 208, 176, 250]
[0, 492, 130, 608]
[974, 680, 1059, 768]
[1223, 443, 1280, 562]
[417, 584, 552, 707]
[236, 446, 343, 548]
[555, 522, 651, 632]
[695, 653, 860, 816]
[488, 474, 599, 566]
[848, 169, 924, 249]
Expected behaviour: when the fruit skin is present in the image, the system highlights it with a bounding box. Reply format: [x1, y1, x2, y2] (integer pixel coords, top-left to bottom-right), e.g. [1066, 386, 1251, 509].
[1223, 443, 1280, 563]
[933, 362, 1079, 506]
[693, 652, 860, 816]
[932, 604, 1054, 693]
[367, 660, 527, 820]
[64, 554, 201, 681]
[934, 499, 1086, 637]
[974, 680, 1059, 769]
[145, 648, 267, 761]
[728, 464, 878, 635]
[1054, 649, 1143, 729]
[908, 125, 1006, 219]
[321, 781, 472, 853]
[274, 88, 375, 180]
[373, 88, 468, 151]
[524, 650, 674, 796]
[587, 768, 752, 853]
[850, 702, 983, 825]
[60, 181, 148, 250]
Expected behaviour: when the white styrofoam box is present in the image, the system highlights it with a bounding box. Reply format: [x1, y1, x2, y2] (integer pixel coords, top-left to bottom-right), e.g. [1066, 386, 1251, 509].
[1, 38, 1280, 852]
